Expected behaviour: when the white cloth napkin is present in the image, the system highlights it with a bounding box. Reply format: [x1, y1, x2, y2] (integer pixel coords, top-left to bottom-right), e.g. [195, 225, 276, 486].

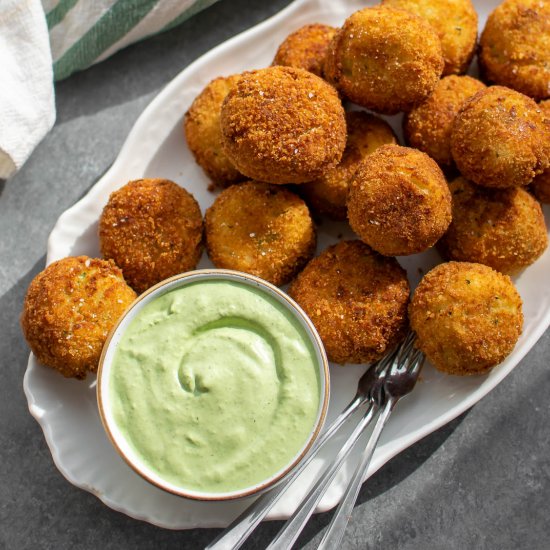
[0, 0, 55, 179]
[0, 0, 219, 180]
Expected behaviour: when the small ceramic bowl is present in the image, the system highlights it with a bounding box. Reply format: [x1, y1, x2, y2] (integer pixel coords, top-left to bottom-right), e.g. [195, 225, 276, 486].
[97, 269, 330, 501]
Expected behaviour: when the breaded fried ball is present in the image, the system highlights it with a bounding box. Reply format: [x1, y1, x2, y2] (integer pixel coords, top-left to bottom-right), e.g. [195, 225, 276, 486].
[324, 7, 444, 114]
[184, 75, 243, 188]
[532, 100, 550, 203]
[300, 111, 397, 220]
[288, 240, 410, 364]
[205, 181, 316, 286]
[382, 0, 478, 76]
[272, 24, 337, 78]
[347, 145, 452, 256]
[99, 179, 203, 294]
[404, 75, 486, 167]
[479, 0, 550, 100]
[220, 66, 346, 184]
[409, 261, 523, 375]
[21, 256, 136, 379]
[439, 177, 548, 273]
[451, 86, 550, 188]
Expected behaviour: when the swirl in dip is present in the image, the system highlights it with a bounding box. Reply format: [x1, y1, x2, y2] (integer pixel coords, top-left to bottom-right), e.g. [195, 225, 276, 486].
[107, 278, 323, 495]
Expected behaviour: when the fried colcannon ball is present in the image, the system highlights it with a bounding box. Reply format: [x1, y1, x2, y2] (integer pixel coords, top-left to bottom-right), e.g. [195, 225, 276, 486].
[220, 66, 346, 184]
[451, 86, 550, 188]
[532, 100, 550, 203]
[99, 179, 203, 294]
[348, 145, 452, 256]
[300, 111, 397, 220]
[439, 177, 548, 273]
[382, 0, 478, 76]
[205, 181, 316, 286]
[289, 240, 410, 364]
[409, 262, 523, 375]
[21, 256, 137, 379]
[184, 74, 243, 188]
[272, 24, 337, 78]
[324, 7, 444, 114]
[404, 75, 486, 167]
[479, 0, 550, 100]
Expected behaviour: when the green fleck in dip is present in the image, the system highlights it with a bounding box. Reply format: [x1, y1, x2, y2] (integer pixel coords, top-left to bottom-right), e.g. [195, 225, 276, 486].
[109, 279, 322, 494]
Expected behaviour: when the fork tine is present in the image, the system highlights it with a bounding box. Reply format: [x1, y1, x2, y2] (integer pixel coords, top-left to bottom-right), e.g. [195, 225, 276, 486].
[396, 331, 417, 363]
[407, 350, 425, 376]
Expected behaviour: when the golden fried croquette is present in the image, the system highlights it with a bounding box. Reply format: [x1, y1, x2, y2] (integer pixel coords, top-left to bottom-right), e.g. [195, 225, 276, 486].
[479, 0, 550, 100]
[288, 240, 410, 364]
[205, 181, 316, 286]
[451, 86, 550, 188]
[404, 75, 486, 167]
[272, 24, 337, 78]
[184, 75, 243, 188]
[21, 256, 136, 379]
[347, 145, 452, 256]
[220, 66, 346, 184]
[409, 261, 523, 375]
[439, 177, 548, 273]
[382, 0, 478, 76]
[324, 7, 444, 114]
[300, 111, 397, 220]
[99, 179, 203, 294]
[532, 100, 550, 202]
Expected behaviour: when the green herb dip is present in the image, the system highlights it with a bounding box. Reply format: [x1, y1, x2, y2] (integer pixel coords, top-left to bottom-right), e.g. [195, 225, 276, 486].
[109, 279, 322, 494]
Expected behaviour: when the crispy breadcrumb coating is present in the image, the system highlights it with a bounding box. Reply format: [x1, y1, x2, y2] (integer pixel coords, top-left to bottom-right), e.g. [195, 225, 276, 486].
[439, 177, 548, 273]
[300, 111, 397, 220]
[21, 256, 136, 379]
[184, 75, 243, 188]
[382, 0, 478, 76]
[289, 240, 410, 364]
[220, 66, 346, 184]
[404, 75, 486, 167]
[409, 261, 523, 375]
[324, 6, 444, 114]
[451, 86, 550, 188]
[348, 145, 452, 256]
[99, 179, 203, 294]
[531, 100, 550, 202]
[479, 0, 550, 100]
[205, 181, 316, 286]
[272, 24, 337, 78]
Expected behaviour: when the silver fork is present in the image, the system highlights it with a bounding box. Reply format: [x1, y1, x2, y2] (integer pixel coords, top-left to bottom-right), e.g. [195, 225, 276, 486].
[267, 332, 424, 550]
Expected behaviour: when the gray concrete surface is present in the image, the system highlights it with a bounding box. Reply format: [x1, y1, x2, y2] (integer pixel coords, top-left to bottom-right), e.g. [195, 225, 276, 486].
[1, 1, 549, 548]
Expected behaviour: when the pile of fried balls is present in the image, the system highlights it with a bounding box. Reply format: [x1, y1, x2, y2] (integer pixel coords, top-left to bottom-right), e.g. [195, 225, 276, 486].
[22, 0, 549, 379]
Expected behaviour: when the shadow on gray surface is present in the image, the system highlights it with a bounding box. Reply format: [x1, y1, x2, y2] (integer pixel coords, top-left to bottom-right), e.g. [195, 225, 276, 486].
[268, 411, 470, 550]
[54, 0, 293, 126]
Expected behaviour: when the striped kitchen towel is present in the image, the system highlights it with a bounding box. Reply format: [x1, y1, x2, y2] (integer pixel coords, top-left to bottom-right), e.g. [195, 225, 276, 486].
[0, 0, 219, 179]
[45, 0, 220, 81]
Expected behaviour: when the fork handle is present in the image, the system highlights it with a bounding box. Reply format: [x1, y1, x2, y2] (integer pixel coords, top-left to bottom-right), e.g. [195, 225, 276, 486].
[266, 403, 378, 550]
[317, 398, 395, 550]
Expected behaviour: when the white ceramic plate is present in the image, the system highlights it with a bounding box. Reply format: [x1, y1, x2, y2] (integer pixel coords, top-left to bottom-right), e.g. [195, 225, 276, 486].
[23, 0, 550, 530]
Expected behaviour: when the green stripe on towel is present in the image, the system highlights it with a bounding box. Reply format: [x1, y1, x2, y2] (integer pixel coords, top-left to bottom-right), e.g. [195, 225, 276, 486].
[46, 0, 80, 30]
[53, 0, 161, 80]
